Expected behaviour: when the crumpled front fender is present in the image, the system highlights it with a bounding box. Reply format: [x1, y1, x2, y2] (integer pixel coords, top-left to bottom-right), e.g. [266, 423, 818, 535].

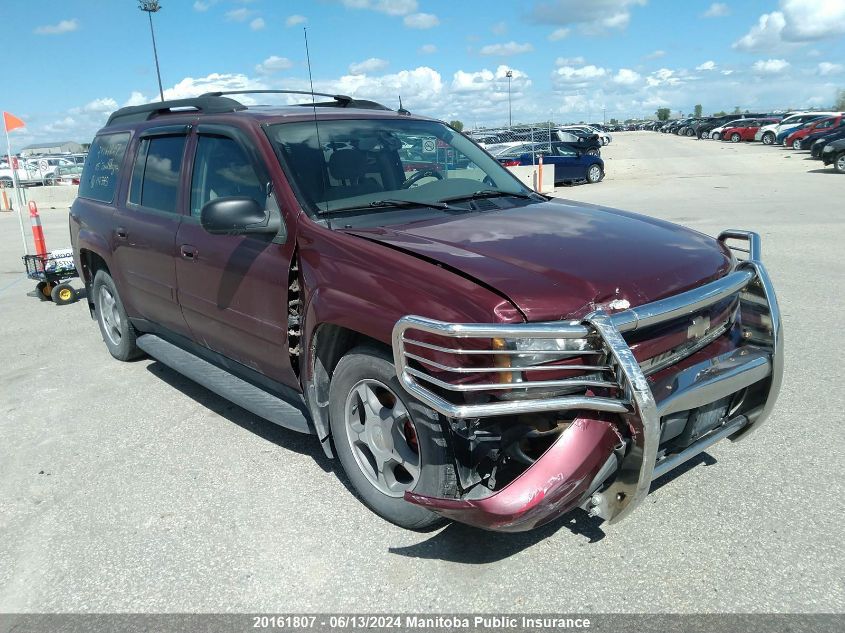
[404, 417, 620, 532]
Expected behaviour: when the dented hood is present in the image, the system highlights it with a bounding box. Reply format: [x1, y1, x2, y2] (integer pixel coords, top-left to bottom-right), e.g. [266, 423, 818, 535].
[342, 199, 733, 322]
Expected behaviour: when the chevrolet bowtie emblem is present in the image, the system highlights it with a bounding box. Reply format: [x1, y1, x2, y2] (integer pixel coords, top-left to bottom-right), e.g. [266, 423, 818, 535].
[688, 315, 710, 339]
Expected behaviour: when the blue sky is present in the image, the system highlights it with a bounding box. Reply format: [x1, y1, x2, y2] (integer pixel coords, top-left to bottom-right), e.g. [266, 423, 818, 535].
[5, 0, 845, 149]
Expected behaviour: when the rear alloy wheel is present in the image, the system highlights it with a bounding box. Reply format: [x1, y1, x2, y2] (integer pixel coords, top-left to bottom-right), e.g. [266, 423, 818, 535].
[762, 132, 774, 145]
[329, 346, 456, 529]
[834, 152, 845, 174]
[93, 270, 142, 361]
[731, 133, 741, 143]
[792, 139, 802, 150]
[586, 164, 603, 183]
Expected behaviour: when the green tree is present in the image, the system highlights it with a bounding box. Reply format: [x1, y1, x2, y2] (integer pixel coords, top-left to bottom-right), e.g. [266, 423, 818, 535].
[713, 110, 727, 117]
[694, 104, 703, 117]
[655, 107, 671, 121]
[835, 89, 845, 111]
[449, 120, 464, 132]
[733, 106, 741, 114]
[610, 118, 619, 125]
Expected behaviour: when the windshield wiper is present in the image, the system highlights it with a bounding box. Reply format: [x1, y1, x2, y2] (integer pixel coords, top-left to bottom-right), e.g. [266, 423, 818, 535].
[320, 198, 450, 215]
[438, 189, 539, 204]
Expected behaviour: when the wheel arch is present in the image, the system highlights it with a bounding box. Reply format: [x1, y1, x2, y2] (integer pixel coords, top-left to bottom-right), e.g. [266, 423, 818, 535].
[304, 321, 390, 458]
[78, 248, 111, 318]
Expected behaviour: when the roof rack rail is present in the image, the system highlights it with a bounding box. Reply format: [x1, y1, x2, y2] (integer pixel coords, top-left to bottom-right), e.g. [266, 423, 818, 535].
[199, 90, 392, 111]
[106, 96, 247, 127]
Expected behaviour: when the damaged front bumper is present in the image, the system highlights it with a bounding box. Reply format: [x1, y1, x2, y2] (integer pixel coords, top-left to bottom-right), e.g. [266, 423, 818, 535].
[392, 231, 783, 531]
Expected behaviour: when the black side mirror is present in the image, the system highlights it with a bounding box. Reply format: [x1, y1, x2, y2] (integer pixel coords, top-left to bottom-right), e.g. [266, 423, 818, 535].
[200, 197, 281, 236]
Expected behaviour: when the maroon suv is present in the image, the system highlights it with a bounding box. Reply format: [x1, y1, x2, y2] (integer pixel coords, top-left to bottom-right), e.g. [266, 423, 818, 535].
[70, 91, 783, 532]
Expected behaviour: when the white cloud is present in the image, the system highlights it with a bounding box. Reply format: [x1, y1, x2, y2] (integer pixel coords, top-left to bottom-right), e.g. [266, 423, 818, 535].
[479, 41, 534, 56]
[555, 56, 585, 66]
[702, 3, 730, 18]
[82, 98, 118, 113]
[255, 56, 294, 75]
[418, 44, 437, 54]
[250, 18, 265, 31]
[529, 0, 646, 34]
[818, 62, 843, 76]
[34, 19, 78, 35]
[339, 0, 417, 16]
[721, 70, 735, 76]
[225, 8, 253, 22]
[163, 73, 267, 102]
[491, 21, 507, 36]
[733, 12, 789, 52]
[752, 58, 790, 74]
[403, 13, 439, 29]
[193, 1, 211, 12]
[646, 67, 683, 87]
[349, 57, 390, 75]
[553, 64, 609, 90]
[734, 1, 845, 52]
[548, 28, 570, 41]
[780, 0, 845, 41]
[645, 49, 666, 60]
[123, 92, 148, 108]
[696, 60, 717, 71]
[286, 14, 308, 27]
[613, 68, 641, 85]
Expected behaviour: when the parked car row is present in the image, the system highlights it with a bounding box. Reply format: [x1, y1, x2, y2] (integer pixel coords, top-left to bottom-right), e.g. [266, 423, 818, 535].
[640, 110, 845, 173]
[0, 152, 88, 186]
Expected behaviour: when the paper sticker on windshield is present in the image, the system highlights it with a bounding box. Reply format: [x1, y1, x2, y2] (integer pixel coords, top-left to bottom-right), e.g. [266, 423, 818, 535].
[421, 138, 436, 154]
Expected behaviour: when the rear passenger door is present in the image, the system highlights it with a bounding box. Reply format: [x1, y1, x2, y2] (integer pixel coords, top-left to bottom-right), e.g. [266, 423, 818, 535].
[111, 125, 191, 336]
[174, 124, 298, 387]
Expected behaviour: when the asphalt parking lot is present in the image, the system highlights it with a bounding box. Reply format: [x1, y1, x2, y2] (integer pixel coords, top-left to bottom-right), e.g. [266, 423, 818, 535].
[0, 132, 843, 613]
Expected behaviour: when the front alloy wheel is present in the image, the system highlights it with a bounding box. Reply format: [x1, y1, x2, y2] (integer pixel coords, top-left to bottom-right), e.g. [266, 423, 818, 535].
[731, 133, 741, 143]
[762, 132, 774, 145]
[587, 164, 603, 183]
[329, 346, 455, 529]
[835, 152, 845, 174]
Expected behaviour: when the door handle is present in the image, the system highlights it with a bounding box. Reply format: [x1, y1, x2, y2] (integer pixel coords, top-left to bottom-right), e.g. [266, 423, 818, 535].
[180, 245, 198, 260]
[115, 227, 128, 239]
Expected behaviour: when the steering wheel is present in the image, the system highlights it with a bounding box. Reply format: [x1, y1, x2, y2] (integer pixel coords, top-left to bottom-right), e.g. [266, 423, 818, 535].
[401, 169, 444, 188]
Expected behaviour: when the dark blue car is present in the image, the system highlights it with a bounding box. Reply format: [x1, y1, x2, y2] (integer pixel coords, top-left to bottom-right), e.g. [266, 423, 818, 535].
[492, 142, 604, 184]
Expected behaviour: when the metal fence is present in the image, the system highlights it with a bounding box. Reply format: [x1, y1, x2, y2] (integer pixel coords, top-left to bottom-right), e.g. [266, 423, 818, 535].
[464, 123, 556, 165]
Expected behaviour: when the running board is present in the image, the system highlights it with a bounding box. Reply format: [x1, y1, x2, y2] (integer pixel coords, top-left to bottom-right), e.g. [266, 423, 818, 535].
[137, 334, 311, 434]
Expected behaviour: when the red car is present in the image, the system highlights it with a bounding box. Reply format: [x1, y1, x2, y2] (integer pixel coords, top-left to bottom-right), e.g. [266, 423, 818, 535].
[785, 115, 843, 150]
[722, 118, 780, 143]
[69, 91, 783, 532]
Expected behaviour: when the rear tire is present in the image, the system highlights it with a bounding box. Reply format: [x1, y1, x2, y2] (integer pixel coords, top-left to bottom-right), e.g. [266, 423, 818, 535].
[329, 345, 456, 530]
[731, 133, 741, 143]
[586, 164, 603, 183]
[834, 152, 845, 174]
[92, 270, 142, 361]
[36, 281, 54, 301]
[712, 132, 721, 141]
[792, 139, 801, 150]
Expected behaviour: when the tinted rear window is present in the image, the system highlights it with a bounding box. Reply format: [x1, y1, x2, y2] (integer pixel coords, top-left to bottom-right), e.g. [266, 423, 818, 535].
[78, 133, 130, 203]
[127, 135, 186, 213]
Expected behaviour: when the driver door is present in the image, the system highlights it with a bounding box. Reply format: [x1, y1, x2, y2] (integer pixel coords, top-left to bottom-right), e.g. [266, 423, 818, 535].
[174, 124, 297, 387]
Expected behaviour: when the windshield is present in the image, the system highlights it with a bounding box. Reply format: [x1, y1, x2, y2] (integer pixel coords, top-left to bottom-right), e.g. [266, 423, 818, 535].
[266, 118, 532, 216]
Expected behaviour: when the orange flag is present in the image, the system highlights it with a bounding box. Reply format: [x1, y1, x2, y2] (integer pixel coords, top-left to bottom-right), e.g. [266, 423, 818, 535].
[3, 112, 25, 132]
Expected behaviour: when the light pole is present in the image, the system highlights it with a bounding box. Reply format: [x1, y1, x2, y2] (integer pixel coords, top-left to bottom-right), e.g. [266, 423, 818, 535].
[505, 70, 513, 128]
[139, 1, 165, 102]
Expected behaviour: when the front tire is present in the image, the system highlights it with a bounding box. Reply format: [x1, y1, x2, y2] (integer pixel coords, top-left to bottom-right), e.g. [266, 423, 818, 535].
[93, 270, 141, 361]
[792, 139, 802, 150]
[329, 345, 456, 529]
[834, 152, 845, 174]
[731, 133, 741, 143]
[762, 132, 774, 145]
[586, 164, 603, 183]
[712, 132, 721, 141]
[51, 283, 76, 305]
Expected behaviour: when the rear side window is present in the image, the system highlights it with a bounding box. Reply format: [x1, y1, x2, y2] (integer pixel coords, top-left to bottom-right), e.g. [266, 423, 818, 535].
[190, 135, 264, 217]
[128, 135, 186, 213]
[78, 133, 130, 203]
